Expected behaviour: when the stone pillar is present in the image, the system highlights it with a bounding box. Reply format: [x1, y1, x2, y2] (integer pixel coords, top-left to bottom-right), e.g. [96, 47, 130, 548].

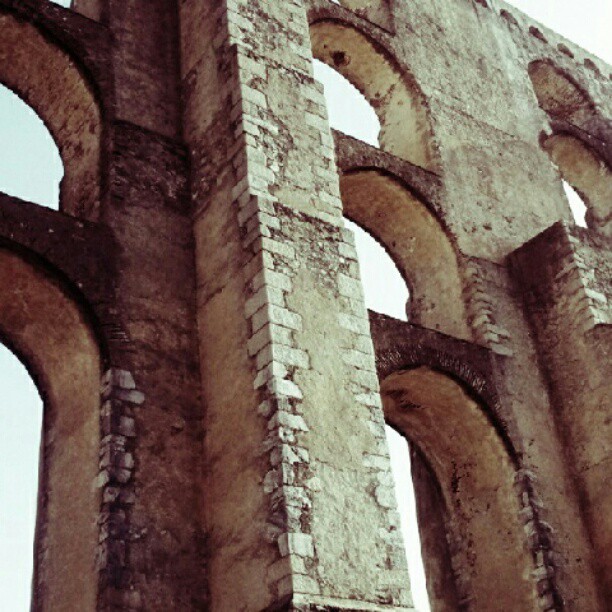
[510, 223, 611, 606]
[180, 0, 413, 608]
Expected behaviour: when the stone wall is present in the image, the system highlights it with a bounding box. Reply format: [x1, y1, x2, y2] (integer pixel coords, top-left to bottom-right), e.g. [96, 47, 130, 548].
[0, 0, 609, 610]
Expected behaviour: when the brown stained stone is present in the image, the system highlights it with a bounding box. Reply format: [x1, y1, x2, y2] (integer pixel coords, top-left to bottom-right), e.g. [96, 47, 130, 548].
[0, 0, 609, 610]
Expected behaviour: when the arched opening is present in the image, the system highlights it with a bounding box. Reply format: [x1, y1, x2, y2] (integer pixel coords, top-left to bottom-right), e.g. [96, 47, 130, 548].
[527, 62, 610, 236]
[310, 20, 437, 170]
[381, 367, 536, 611]
[0, 247, 101, 610]
[563, 180, 588, 228]
[344, 217, 408, 320]
[0, 10, 102, 219]
[0, 345, 43, 610]
[0, 84, 63, 209]
[342, 181, 479, 606]
[313, 59, 380, 147]
[341, 170, 470, 339]
[544, 133, 611, 236]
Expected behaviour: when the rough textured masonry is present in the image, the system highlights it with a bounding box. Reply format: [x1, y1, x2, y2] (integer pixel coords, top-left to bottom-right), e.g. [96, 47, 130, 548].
[0, 0, 610, 610]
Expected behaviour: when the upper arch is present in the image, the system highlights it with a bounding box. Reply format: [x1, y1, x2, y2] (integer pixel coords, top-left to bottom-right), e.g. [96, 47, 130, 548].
[0, 9, 102, 219]
[543, 132, 612, 236]
[310, 18, 439, 171]
[340, 168, 469, 338]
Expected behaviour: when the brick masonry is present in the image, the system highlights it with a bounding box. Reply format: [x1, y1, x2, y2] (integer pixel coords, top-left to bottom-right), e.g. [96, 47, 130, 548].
[0, 0, 609, 610]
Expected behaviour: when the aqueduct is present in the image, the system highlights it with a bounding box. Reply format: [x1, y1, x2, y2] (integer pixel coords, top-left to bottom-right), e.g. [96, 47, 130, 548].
[0, 0, 610, 610]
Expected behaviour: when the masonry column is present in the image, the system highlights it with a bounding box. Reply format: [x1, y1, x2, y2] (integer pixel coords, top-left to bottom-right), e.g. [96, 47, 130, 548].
[510, 223, 612, 605]
[180, 0, 413, 609]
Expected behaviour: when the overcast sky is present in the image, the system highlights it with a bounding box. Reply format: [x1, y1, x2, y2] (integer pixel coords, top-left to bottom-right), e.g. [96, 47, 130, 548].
[0, 1, 610, 610]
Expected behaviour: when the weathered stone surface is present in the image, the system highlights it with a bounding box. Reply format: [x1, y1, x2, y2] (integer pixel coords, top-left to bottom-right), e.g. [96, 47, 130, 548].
[0, 0, 609, 610]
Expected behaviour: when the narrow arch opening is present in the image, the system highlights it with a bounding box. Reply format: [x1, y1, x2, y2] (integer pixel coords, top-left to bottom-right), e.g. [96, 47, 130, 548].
[340, 171, 470, 339]
[313, 59, 380, 147]
[0, 84, 63, 209]
[344, 217, 409, 320]
[544, 133, 611, 237]
[0, 344, 43, 610]
[0, 248, 101, 610]
[386, 425, 431, 612]
[344, 216, 429, 606]
[381, 367, 536, 610]
[563, 180, 588, 228]
[0, 11, 102, 219]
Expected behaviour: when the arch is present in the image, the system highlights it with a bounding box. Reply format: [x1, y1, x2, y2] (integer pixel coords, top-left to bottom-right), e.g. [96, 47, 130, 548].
[331, 0, 394, 31]
[0, 246, 102, 610]
[380, 366, 536, 610]
[313, 59, 381, 146]
[0, 83, 64, 209]
[0, 10, 102, 219]
[340, 169, 470, 339]
[344, 217, 409, 320]
[543, 133, 611, 237]
[528, 60, 596, 126]
[310, 19, 438, 171]
[0, 344, 43, 610]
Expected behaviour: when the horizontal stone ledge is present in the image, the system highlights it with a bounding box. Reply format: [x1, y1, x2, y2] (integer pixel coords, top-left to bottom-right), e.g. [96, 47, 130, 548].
[289, 593, 415, 611]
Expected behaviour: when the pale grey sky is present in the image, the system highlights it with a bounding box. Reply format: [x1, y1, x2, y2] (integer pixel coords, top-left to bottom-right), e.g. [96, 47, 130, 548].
[0, 1, 609, 610]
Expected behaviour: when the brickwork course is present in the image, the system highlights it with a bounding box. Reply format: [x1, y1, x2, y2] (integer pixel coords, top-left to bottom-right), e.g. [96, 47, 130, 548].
[0, 0, 610, 610]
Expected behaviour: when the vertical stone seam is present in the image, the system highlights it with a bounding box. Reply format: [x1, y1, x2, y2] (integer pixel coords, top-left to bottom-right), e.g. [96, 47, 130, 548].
[463, 258, 514, 356]
[514, 468, 564, 611]
[552, 229, 609, 332]
[220, 0, 412, 605]
[215, 0, 322, 602]
[96, 368, 144, 611]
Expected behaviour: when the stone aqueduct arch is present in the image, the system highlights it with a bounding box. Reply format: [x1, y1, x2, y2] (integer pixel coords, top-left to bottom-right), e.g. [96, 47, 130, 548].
[528, 59, 612, 237]
[381, 366, 533, 611]
[0, 0, 610, 610]
[0, 247, 101, 611]
[0, 8, 102, 219]
[310, 18, 439, 171]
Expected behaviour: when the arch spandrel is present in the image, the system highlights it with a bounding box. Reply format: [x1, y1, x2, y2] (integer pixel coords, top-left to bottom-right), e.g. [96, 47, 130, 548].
[310, 19, 438, 171]
[0, 247, 101, 611]
[381, 366, 536, 611]
[340, 169, 470, 339]
[0, 11, 102, 220]
[332, 0, 395, 31]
